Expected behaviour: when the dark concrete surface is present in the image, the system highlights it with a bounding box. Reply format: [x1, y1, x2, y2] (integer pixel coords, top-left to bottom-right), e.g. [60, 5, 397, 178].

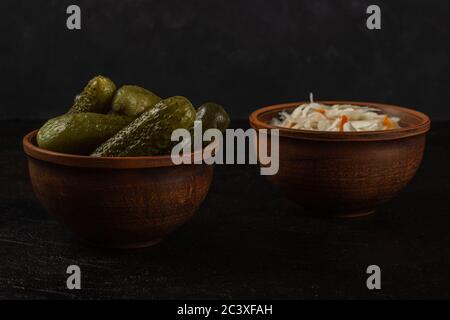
[0, 120, 449, 299]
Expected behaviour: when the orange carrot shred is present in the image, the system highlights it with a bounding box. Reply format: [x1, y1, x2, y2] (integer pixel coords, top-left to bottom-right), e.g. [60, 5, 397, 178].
[383, 115, 393, 128]
[339, 115, 348, 131]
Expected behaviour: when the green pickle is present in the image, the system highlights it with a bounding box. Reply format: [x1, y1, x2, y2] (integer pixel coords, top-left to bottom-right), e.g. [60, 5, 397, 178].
[112, 85, 162, 116]
[68, 76, 117, 114]
[92, 96, 196, 157]
[196, 102, 230, 132]
[37, 113, 134, 155]
[37, 73, 228, 157]
[186, 102, 230, 149]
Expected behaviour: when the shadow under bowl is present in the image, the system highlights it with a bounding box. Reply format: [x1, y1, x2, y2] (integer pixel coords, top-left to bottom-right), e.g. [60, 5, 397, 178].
[23, 130, 214, 248]
[249, 101, 431, 218]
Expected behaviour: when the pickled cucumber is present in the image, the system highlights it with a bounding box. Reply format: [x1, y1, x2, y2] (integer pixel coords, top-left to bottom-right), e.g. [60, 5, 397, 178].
[112, 85, 161, 116]
[92, 96, 196, 157]
[37, 113, 134, 155]
[68, 76, 117, 114]
[196, 102, 230, 132]
[184, 102, 230, 149]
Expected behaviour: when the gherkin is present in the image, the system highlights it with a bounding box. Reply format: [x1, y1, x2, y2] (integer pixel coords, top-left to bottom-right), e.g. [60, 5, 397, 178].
[185, 102, 230, 149]
[37, 113, 134, 155]
[68, 75, 117, 114]
[91, 96, 196, 157]
[196, 102, 230, 133]
[111, 85, 161, 116]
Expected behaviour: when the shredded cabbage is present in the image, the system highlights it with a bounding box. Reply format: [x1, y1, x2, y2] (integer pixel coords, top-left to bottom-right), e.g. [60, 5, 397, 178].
[271, 102, 400, 132]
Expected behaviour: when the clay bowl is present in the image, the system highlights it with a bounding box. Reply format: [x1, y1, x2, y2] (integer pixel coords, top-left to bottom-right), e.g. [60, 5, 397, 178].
[23, 130, 214, 248]
[249, 101, 431, 218]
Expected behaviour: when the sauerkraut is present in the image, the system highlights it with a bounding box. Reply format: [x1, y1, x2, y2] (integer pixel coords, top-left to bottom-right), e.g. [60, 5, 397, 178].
[271, 97, 400, 132]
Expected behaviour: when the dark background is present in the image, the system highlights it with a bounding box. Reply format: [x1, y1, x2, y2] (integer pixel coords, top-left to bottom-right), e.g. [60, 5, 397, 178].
[1, 0, 450, 120]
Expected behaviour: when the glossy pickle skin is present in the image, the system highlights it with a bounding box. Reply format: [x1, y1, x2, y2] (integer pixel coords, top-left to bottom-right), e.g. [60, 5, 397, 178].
[186, 102, 230, 149]
[68, 76, 117, 114]
[37, 113, 134, 155]
[111, 85, 162, 116]
[37, 74, 228, 157]
[92, 96, 196, 157]
[196, 102, 230, 133]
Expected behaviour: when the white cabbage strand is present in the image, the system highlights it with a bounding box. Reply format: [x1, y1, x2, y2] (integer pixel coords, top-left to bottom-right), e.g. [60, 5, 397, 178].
[272, 103, 400, 132]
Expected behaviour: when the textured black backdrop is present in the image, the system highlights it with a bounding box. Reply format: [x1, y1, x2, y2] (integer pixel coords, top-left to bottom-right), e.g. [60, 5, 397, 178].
[1, 0, 450, 120]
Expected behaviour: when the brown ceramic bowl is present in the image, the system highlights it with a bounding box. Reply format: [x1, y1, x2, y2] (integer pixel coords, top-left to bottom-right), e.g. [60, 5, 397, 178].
[250, 101, 431, 218]
[23, 130, 214, 248]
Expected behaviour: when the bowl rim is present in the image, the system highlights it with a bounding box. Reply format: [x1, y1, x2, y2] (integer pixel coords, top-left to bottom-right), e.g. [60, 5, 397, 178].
[23, 130, 217, 169]
[249, 101, 431, 141]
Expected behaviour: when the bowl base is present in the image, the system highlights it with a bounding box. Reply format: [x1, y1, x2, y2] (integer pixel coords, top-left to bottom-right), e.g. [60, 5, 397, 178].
[114, 238, 163, 249]
[333, 209, 376, 218]
[306, 208, 377, 218]
[81, 238, 163, 249]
